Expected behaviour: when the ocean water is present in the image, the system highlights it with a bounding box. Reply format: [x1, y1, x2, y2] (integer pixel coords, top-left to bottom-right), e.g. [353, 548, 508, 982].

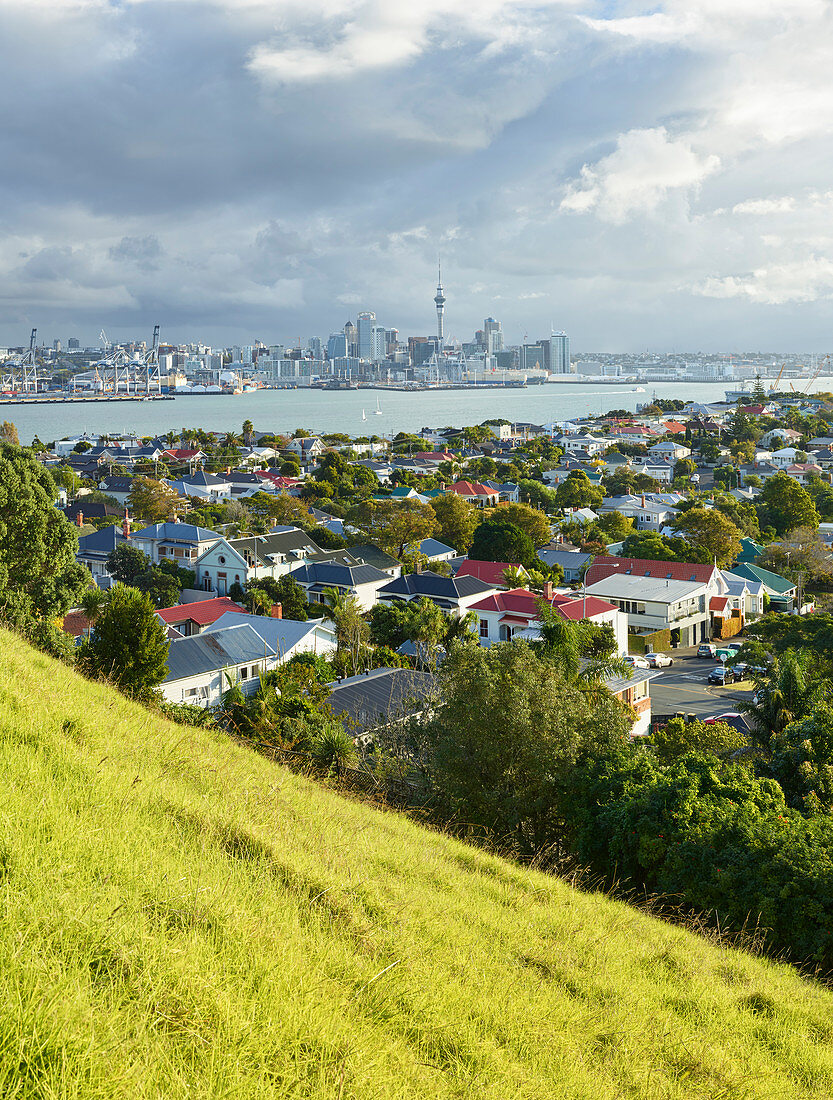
[5, 379, 827, 446]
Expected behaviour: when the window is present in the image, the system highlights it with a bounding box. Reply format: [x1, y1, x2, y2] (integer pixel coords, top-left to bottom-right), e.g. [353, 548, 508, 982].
[239, 666, 249, 680]
[479, 619, 489, 638]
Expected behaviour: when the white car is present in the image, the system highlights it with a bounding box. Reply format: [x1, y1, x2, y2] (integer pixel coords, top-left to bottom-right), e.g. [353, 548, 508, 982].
[623, 655, 650, 669]
[646, 652, 674, 668]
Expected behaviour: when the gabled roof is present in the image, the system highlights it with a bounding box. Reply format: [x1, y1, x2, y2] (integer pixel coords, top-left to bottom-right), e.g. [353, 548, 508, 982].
[585, 556, 716, 586]
[419, 537, 457, 557]
[455, 560, 526, 587]
[326, 668, 437, 733]
[164, 623, 275, 682]
[729, 562, 796, 595]
[156, 597, 244, 627]
[349, 543, 402, 572]
[379, 571, 496, 600]
[469, 587, 615, 621]
[204, 611, 336, 653]
[132, 521, 220, 542]
[448, 480, 498, 497]
[76, 524, 128, 555]
[291, 561, 391, 587]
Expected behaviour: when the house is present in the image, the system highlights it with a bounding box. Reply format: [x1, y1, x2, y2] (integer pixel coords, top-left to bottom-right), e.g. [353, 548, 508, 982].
[728, 562, 798, 612]
[290, 561, 392, 611]
[630, 460, 676, 485]
[130, 521, 221, 566]
[204, 611, 337, 661]
[75, 522, 130, 585]
[419, 538, 458, 563]
[97, 476, 136, 505]
[486, 481, 521, 503]
[557, 434, 608, 456]
[377, 571, 498, 617]
[168, 471, 233, 501]
[194, 528, 334, 594]
[160, 622, 280, 707]
[454, 560, 528, 588]
[582, 572, 713, 648]
[759, 428, 803, 449]
[445, 481, 500, 507]
[648, 441, 691, 461]
[155, 596, 246, 637]
[536, 546, 592, 582]
[349, 544, 403, 578]
[326, 668, 437, 745]
[285, 436, 326, 460]
[61, 501, 123, 526]
[595, 665, 661, 738]
[469, 585, 627, 654]
[597, 494, 677, 532]
[784, 463, 825, 486]
[161, 448, 208, 465]
[770, 447, 806, 468]
[719, 569, 765, 621]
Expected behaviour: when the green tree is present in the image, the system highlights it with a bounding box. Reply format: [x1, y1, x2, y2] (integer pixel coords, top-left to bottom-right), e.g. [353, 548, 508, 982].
[429, 492, 479, 553]
[603, 468, 636, 497]
[0, 442, 88, 625]
[246, 575, 309, 621]
[78, 585, 169, 698]
[491, 502, 551, 547]
[469, 519, 536, 569]
[133, 566, 183, 609]
[673, 458, 696, 480]
[128, 476, 182, 523]
[621, 531, 710, 563]
[106, 543, 151, 585]
[415, 642, 631, 853]
[554, 472, 604, 510]
[0, 421, 19, 445]
[648, 716, 748, 764]
[757, 472, 820, 536]
[770, 701, 833, 814]
[345, 498, 438, 558]
[595, 510, 634, 542]
[671, 507, 742, 566]
[321, 588, 370, 673]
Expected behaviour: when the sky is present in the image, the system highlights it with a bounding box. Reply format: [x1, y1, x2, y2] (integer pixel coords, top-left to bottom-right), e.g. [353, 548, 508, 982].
[1, 0, 832, 353]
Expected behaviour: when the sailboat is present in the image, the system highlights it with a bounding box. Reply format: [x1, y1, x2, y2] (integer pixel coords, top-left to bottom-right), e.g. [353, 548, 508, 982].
[362, 409, 367, 421]
[374, 395, 382, 415]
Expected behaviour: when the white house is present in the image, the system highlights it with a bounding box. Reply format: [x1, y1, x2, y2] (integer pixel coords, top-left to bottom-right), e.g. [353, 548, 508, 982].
[205, 611, 337, 661]
[377, 571, 498, 617]
[648, 441, 691, 461]
[194, 528, 332, 594]
[597, 494, 676, 532]
[290, 560, 392, 611]
[167, 471, 234, 501]
[130, 521, 221, 566]
[469, 586, 627, 654]
[161, 622, 278, 707]
[583, 573, 713, 648]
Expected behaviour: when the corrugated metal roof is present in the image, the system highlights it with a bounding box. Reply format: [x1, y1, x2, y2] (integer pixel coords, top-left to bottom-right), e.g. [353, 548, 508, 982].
[164, 623, 274, 683]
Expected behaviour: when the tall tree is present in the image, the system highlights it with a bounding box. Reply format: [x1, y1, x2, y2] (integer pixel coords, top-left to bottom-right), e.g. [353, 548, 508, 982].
[0, 421, 20, 445]
[469, 519, 536, 569]
[491, 502, 551, 547]
[79, 585, 170, 698]
[757, 472, 820, 536]
[106, 544, 151, 585]
[128, 477, 183, 523]
[428, 492, 479, 553]
[345, 498, 438, 558]
[671, 507, 742, 566]
[0, 442, 88, 625]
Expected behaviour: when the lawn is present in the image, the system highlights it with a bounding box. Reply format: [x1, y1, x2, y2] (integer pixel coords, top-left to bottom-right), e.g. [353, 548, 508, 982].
[1, 628, 833, 1098]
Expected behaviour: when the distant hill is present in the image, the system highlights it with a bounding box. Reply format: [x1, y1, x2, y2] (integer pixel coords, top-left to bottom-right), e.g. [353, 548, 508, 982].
[1, 628, 833, 1097]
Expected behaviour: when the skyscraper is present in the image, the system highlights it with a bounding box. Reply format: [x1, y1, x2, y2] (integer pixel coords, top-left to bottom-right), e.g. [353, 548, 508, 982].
[483, 317, 503, 355]
[550, 331, 571, 374]
[327, 332, 348, 360]
[434, 260, 446, 343]
[357, 311, 376, 359]
[371, 325, 387, 362]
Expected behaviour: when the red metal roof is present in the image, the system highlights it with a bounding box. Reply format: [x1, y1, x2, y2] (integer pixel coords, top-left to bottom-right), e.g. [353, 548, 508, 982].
[449, 480, 497, 497]
[455, 560, 525, 587]
[470, 588, 616, 622]
[709, 596, 729, 612]
[586, 556, 717, 586]
[156, 596, 245, 626]
[61, 610, 92, 638]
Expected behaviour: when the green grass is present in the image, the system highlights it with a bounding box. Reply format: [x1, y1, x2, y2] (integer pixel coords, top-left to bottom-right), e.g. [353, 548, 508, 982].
[2, 629, 833, 1098]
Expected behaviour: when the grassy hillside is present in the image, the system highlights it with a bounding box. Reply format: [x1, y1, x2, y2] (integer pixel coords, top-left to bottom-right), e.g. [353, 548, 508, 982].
[2, 632, 833, 1099]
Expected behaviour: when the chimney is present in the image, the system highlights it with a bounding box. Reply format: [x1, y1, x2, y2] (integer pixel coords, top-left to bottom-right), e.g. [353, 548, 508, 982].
[439, 482, 446, 491]
[226, 466, 231, 474]
[271, 602, 283, 619]
[543, 581, 554, 601]
[415, 559, 423, 574]
[76, 511, 84, 527]
[641, 494, 646, 507]
[122, 509, 131, 540]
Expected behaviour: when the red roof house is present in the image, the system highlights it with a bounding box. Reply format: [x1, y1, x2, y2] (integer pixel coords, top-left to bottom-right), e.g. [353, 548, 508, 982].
[447, 480, 499, 506]
[584, 556, 719, 587]
[155, 596, 246, 637]
[469, 588, 620, 646]
[455, 560, 527, 587]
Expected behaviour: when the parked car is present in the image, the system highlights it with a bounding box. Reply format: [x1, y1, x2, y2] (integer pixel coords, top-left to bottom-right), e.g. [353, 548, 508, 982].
[708, 666, 742, 685]
[646, 652, 674, 668]
[697, 643, 717, 658]
[623, 654, 650, 669]
[727, 641, 744, 654]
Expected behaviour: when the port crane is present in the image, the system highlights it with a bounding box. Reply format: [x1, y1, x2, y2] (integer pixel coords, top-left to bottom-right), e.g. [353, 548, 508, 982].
[1, 329, 42, 394]
[74, 324, 163, 395]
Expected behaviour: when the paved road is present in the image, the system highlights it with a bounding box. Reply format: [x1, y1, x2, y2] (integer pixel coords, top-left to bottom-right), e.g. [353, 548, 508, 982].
[648, 652, 754, 719]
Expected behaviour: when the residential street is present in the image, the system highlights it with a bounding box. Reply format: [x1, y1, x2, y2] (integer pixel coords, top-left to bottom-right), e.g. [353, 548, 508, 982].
[648, 650, 755, 720]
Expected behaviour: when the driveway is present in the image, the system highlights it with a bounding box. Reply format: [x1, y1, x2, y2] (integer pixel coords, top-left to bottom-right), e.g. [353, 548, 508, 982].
[648, 651, 755, 720]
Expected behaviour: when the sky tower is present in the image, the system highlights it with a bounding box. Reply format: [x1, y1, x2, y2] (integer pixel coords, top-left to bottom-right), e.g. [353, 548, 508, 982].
[434, 259, 446, 344]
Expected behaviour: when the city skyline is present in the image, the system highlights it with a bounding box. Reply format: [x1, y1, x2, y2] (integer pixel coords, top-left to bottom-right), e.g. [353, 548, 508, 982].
[1, 2, 832, 351]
